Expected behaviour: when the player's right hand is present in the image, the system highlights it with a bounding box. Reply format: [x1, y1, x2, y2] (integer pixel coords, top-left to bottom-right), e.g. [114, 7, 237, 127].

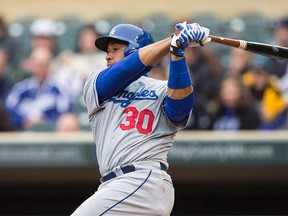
[176, 22, 211, 47]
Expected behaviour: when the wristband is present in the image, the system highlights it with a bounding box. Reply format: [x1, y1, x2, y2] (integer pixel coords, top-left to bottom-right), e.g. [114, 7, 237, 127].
[168, 58, 192, 89]
[170, 45, 184, 57]
[170, 33, 184, 57]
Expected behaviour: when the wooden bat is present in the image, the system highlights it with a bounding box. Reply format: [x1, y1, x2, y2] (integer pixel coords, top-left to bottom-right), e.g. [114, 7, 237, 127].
[175, 29, 288, 61]
[208, 35, 288, 61]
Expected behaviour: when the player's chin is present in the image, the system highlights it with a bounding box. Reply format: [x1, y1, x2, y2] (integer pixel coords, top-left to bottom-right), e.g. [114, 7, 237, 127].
[107, 62, 114, 67]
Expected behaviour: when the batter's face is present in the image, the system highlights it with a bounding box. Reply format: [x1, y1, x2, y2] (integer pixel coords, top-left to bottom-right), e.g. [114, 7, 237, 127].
[106, 39, 127, 67]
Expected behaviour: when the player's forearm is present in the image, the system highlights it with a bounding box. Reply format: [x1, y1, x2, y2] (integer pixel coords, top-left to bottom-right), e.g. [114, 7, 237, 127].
[164, 56, 194, 123]
[168, 53, 193, 98]
[167, 57, 193, 99]
[138, 37, 171, 66]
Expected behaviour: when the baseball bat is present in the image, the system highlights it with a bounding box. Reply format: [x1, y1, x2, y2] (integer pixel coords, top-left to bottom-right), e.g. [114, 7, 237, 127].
[175, 29, 288, 61]
[208, 35, 288, 61]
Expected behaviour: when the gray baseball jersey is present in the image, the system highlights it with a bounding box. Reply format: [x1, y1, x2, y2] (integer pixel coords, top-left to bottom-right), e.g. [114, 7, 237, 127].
[83, 71, 192, 176]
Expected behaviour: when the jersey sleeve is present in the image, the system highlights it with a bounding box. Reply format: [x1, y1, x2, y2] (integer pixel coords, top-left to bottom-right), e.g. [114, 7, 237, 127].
[83, 71, 105, 118]
[83, 51, 153, 119]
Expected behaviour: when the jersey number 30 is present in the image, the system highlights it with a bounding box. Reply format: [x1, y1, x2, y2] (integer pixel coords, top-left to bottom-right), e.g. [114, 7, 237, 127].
[120, 106, 154, 134]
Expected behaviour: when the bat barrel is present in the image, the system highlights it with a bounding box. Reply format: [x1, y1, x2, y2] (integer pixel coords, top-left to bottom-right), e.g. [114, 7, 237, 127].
[246, 42, 288, 60]
[209, 35, 288, 61]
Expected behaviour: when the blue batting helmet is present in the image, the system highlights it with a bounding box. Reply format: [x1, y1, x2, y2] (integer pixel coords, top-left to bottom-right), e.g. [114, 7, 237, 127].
[95, 24, 154, 56]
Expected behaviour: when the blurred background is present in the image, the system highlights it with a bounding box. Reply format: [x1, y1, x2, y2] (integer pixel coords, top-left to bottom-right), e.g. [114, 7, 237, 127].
[0, 0, 288, 215]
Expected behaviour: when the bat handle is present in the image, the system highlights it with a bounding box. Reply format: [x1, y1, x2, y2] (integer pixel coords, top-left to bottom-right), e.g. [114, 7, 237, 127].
[176, 34, 247, 50]
[209, 35, 247, 49]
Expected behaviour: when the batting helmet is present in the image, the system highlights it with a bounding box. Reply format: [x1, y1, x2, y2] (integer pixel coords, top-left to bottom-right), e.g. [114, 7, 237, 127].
[95, 24, 154, 56]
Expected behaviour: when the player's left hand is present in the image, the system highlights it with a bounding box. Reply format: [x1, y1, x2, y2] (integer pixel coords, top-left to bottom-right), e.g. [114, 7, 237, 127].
[176, 22, 211, 47]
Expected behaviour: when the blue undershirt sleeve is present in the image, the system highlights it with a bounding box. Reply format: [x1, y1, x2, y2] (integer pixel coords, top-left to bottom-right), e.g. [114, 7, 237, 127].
[164, 93, 194, 123]
[96, 51, 153, 101]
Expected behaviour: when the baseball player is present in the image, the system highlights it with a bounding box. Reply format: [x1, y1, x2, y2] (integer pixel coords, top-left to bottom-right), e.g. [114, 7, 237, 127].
[71, 21, 210, 215]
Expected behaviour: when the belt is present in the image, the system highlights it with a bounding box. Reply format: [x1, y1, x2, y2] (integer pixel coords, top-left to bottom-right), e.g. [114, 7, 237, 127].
[101, 162, 167, 183]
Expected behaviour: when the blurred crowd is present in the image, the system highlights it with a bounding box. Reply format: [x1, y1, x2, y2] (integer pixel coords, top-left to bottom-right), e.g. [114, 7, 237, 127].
[0, 14, 288, 132]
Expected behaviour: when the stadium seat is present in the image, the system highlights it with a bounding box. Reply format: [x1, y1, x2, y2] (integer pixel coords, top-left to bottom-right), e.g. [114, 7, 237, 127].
[190, 12, 224, 36]
[27, 123, 56, 132]
[223, 11, 273, 43]
[141, 13, 174, 42]
[74, 94, 90, 131]
[190, 13, 230, 66]
[55, 15, 84, 52]
[7, 16, 36, 58]
[94, 14, 127, 35]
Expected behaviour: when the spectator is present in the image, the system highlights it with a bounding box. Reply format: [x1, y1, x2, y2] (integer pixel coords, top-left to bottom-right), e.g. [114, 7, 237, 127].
[242, 60, 287, 130]
[209, 74, 261, 130]
[13, 18, 59, 82]
[0, 47, 12, 99]
[226, 48, 255, 76]
[29, 18, 58, 55]
[264, 17, 288, 98]
[0, 16, 18, 68]
[0, 104, 14, 131]
[0, 47, 14, 131]
[52, 24, 106, 100]
[268, 16, 288, 78]
[4, 46, 74, 131]
[184, 46, 224, 130]
[56, 112, 81, 132]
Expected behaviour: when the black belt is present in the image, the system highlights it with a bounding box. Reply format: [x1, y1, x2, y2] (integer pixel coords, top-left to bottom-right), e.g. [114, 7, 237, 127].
[101, 162, 167, 183]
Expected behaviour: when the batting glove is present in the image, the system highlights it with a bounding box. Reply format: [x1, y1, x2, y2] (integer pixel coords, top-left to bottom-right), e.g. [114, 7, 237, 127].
[186, 23, 211, 47]
[176, 22, 211, 48]
[171, 22, 211, 56]
[170, 33, 185, 57]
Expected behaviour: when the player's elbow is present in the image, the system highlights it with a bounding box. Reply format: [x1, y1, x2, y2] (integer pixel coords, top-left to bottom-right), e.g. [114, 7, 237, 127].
[163, 93, 194, 123]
